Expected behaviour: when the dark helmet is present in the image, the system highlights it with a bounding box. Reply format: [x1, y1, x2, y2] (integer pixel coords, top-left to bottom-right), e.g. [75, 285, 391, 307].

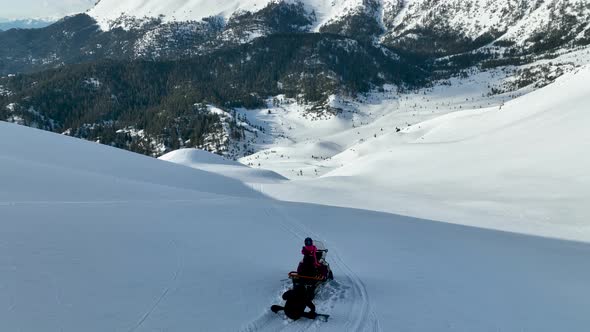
[304, 237, 313, 246]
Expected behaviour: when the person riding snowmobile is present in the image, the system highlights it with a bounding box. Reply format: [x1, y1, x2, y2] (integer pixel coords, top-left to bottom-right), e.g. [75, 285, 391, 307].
[299, 237, 321, 276]
[271, 285, 316, 320]
[298, 237, 333, 279]
[302, 237, 321, 266]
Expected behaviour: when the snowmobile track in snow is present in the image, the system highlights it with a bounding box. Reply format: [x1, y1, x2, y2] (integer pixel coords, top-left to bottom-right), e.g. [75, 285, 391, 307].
[239, 203, 381, 332]
[127, 239, 185, 332]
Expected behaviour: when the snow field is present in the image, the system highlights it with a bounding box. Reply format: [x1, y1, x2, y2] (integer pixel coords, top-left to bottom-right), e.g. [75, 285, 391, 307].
[2, 120, 590, 331]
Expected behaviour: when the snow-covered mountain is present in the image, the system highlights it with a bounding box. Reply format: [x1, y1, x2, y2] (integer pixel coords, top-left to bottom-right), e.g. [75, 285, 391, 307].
[382, 0, 590, 44]
[1, 0, 588, 76]
[1, 0, 590, 160]
[1, 2, 590, 330]
[89, 0, 365, 30]
[89, 0, 590, 53]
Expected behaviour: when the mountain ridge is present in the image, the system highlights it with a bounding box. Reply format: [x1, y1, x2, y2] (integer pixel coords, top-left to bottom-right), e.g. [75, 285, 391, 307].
[1, 0, 588, 76]
[89, 0, 365, 31]
[89, 0, 590, 54]
[1, 0, 589, 159]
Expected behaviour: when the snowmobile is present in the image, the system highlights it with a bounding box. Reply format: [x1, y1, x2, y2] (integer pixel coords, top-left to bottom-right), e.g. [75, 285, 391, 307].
[291, 240, 334, 291]
[271, 240, 333, 321]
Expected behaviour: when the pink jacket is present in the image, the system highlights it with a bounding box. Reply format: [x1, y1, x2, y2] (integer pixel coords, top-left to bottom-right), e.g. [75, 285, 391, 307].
[302, 245, 320, 267]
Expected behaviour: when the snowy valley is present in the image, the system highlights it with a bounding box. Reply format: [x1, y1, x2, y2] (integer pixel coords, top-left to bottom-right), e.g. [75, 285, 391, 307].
[1, 0, 590, 331]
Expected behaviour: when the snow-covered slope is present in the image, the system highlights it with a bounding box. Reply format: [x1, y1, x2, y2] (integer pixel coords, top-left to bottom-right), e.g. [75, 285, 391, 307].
[0, 123, 260, 201]
[255, 65, 590, 241]
[2, 120, 590, 331]
[159, 148, 287, 184]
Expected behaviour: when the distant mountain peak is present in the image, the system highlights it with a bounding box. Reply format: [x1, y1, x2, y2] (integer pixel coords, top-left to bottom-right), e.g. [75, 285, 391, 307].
[0, 17, 56, 30]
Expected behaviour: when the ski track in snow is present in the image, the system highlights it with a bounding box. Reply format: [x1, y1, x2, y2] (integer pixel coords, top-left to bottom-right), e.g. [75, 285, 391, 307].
[127, 239, 185, 332]
[239, 202, 380, 332]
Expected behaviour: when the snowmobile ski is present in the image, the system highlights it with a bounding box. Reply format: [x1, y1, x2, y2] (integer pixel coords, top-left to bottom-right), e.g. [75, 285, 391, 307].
[270, 305, 330, 322]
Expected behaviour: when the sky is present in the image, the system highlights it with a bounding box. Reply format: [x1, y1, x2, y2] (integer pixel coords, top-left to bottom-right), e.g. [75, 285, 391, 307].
[0, 0, 95, 20]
